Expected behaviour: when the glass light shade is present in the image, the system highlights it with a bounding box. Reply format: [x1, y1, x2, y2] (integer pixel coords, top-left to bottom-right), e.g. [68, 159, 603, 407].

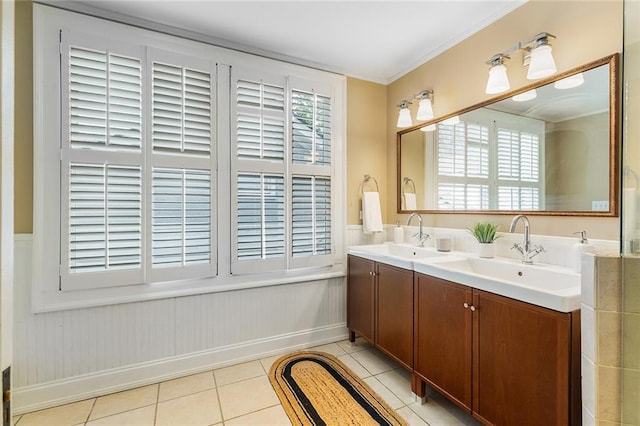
[527, 44, 557, 79]
[397, 107, 412, 128]
[485, 64, 510, 94]
[512, 89, 537, 102]
[441, 116, 460, 126]
[420, 124, 436, 132]
[554, 73, 585, 89]
[416, 98, 434, 121]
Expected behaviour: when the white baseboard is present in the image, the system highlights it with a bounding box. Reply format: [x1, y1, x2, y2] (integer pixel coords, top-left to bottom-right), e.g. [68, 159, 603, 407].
[13, 323, 348, 414]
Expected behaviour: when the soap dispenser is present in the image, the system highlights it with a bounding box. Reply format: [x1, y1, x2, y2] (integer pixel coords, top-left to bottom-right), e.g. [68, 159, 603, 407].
[394, 220, 404, 243]
[572, 230, 594, 273]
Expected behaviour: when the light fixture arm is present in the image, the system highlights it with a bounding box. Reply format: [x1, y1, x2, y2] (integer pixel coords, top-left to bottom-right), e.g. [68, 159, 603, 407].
[519, 32, 556, 50]
[398, 89, 434, 107]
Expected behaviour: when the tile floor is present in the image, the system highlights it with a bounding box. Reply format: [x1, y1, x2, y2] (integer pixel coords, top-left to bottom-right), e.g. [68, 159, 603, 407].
[13, 340, 482, 426]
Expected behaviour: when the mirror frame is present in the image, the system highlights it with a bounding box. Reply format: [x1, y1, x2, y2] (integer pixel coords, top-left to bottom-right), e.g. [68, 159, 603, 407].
[397, 53, 620, 216]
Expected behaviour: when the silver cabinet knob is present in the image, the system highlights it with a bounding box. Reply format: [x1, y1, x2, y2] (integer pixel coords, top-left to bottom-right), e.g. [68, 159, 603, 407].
[470, 305, 476, 312]
[463, 302, 469, 309]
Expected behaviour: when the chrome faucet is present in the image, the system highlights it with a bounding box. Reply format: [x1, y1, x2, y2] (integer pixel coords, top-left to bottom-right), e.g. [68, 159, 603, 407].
[509, 214, 545, 264]
[406, 213, 429, 247]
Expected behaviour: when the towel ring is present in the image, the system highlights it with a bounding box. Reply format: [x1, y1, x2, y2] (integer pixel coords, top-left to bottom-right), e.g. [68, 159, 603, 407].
[403, 177, 416, 194]
[359, 174, 379, 197]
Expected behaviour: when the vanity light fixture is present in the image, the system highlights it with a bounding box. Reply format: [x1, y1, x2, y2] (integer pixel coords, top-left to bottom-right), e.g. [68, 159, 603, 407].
[416, 90, 435, 121]
[524, 33, 557, 80]
[485, 54, 511, 94]
[396, 90, 435, 128]
[554, 72, 584, 89]
[512, 89, 537, 102]
[396, 100, 413, 128]
[484, 32, 557, 94]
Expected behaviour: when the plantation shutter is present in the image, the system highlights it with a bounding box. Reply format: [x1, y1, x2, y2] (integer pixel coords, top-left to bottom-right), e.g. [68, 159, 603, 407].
[290, 86, 333, 268]
[232, 71, 287, 273]
[236, 173, 285, 261]
[436, 121, 489, 209]
[292, 176, 331, 257]
[148, 50, 215, 282]
[496, 127, 541, 210]
[60, 33, 144, 290]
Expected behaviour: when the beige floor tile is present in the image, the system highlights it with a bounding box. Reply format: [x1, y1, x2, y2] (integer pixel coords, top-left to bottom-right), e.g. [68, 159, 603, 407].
[156, 389, 222, 426]
[12, 415, 21, 425]
[214, 360, 265, 387]
[85, 405, 155, 426]
[224, 405, 291, 426]
[408, 398, 467, 426]
[259, 354, 283, 373]
[430, 393, 482, 425]
[337, 354, 372, 379]
[362, 376, 405, 410]
[336, 338, 372, 354]
[396, 406, 429, 426]
[89, 384, 158, 420]
[310, 342, 348, 357]
[375, 368, 415, 405]
[18, 399, 95, 426]
[217, 375, 280, 420]
[158, 371, 215, 402]
[350, 348, 398, 375]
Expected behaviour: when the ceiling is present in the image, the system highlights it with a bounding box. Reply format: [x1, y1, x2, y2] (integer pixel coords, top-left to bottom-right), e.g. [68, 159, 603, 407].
[66, 0, 527, 84]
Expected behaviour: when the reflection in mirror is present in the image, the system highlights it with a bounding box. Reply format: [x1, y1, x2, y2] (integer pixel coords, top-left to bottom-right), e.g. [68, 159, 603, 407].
[398, 54, 618, 216]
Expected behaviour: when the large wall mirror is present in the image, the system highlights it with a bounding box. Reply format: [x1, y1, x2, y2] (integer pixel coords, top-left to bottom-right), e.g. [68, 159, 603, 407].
[397, 54, 619, 216]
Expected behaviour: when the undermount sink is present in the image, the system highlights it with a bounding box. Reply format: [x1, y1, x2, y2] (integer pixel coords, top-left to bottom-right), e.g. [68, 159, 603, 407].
[347, 243, 447, 269]
[414, 256, 580, 312]
[348, 242, 581, 312]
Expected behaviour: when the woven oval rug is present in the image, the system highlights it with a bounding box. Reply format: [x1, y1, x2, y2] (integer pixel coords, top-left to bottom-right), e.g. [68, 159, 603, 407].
[269, 350, 408, 426]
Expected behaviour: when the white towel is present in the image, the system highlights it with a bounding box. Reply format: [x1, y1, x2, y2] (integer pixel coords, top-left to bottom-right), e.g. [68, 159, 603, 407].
[362, 192, 383, 234]
[404, 193, 417, 210]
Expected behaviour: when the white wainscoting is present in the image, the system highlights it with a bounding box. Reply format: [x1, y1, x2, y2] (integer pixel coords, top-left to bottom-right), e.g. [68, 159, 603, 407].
[13, 235, 349, 414]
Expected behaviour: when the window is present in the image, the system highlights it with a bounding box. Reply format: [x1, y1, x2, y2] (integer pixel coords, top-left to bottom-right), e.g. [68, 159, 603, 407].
[33, 6, 344, 310]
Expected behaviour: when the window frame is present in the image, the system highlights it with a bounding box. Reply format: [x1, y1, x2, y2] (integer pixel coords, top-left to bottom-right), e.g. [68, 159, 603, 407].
[32, 5, 346, 313]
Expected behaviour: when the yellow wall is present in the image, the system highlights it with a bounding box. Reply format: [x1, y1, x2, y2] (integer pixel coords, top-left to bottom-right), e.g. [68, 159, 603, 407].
[346, 78, 387, 225]
[15, 0, 32, 234]
[546, 112, 609, 211]
[385, 0, 623, 239]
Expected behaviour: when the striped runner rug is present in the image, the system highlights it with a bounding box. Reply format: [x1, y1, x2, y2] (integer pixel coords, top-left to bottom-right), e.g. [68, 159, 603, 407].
[269, 351, 408, 426]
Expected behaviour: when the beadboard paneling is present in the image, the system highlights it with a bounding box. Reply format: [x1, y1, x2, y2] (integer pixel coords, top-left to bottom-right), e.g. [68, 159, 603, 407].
[13, 235, 347, 412]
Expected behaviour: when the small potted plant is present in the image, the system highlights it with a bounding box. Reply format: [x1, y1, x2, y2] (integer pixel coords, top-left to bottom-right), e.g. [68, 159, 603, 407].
[468, 222, 500, 258]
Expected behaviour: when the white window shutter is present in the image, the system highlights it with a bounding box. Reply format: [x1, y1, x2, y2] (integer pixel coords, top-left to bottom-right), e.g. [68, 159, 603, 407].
[148, 50, 216, 282]
[69, 46, 142, 151]
[292, 90, 331, 166]
[151, 168, 212, 267]
[236, 80, 285, 161]
[236, 173, 286, 266]
[152, 62, 212, 156]
[292, 176, 331, 257]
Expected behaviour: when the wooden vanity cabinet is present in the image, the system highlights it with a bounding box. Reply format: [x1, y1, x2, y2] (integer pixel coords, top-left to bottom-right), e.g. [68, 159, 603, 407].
[347, 255, 414, 370]
[347, 255, 375, 343]
[414, 272, 581, 426]
[375, 262, 414, 369]
[414, 274, 473, 411]
[473, 290, 578, 426]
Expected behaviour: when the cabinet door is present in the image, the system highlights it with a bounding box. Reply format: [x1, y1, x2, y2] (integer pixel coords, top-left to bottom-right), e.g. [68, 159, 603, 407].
[376, 263, 414, 370]
[473, 290, 571, 426]
[415, 274, 472, 411]
[347, 255, 375, 343]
